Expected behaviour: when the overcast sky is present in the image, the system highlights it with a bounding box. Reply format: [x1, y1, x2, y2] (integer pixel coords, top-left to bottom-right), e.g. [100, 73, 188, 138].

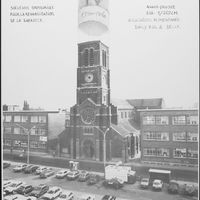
[2, 0, 199, 110]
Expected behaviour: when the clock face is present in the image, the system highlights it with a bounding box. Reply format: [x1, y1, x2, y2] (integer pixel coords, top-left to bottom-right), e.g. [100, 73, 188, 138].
[85, 73, 94, 83]
[81, 107, 96, 124]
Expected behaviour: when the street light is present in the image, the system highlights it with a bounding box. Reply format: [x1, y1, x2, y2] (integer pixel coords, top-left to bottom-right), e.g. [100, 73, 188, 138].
[16, 124, 36, 164]
[96, 127, 110, 169]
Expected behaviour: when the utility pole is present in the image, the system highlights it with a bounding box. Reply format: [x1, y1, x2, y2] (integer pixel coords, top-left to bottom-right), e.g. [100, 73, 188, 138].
[16, 124, 36, 164]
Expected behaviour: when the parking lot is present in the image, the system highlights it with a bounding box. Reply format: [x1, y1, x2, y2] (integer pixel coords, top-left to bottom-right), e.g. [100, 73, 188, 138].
[3, 161, 198, 200]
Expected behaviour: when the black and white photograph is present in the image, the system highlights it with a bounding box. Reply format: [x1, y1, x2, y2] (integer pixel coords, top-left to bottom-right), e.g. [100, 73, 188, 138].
[2, 0, 199, 200]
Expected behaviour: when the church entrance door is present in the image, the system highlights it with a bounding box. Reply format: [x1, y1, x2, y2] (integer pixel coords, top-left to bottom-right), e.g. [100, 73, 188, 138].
[82, 139, 95, 159]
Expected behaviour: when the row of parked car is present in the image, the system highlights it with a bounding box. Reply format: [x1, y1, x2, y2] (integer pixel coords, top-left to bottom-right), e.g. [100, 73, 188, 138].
[139, 177, 198, 196]
[3, 179, 117, 200]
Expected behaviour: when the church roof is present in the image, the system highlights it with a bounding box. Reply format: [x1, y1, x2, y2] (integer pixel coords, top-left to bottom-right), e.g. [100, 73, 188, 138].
[111, 99, 133, 109]
[127, 98, 163, 109]
[111, 120, 139, 138]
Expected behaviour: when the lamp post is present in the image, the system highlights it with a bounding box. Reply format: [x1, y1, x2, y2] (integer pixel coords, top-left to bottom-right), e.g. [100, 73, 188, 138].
[16, 124, 36, 164]
[96, 127, 110, 169]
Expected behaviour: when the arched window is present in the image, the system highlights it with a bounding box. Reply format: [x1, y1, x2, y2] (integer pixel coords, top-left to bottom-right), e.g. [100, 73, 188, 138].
[89, 48, 94, 66]
[104, 51, 107, 67]
[84, 49, 89, 66]
[102, 50, 105, 66]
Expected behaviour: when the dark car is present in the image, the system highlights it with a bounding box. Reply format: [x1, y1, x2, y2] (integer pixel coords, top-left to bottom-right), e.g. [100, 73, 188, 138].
[24, 165, 39, 174]
[3, 162, 11, 169]
[14, 184, 33, 195]
[183, 184, 196, 196]
[87, 174, 100, 185]
[40, 169, 55, 178]
[168, 180, 179, 194]
[78, 170, 90, 182]
[101, 195, 116, 200]
[103, 178, 124, 189]
[29, 184, 49, 198]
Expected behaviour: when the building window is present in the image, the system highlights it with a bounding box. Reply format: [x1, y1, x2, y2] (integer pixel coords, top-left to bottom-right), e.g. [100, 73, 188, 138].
[3, 127, 12, 134]
[102, 50, 107, 67]
[37, 128, 46, 135]
[39, 116, 46, 123]
[13, 127, 21, 134]
[30, 128, 36, 135]
[89, 48, 94, 66]
[187, 149, 198, 159]
[172, 116, 186, 125]
[31, 116, 38, 123]
[155, 116, 169, 125]
[121, 112, 124, 119]
[143, 148, 169, 157]
[4, 140, 12, 146]
[173, 132, 186, 142]
[83, 127, 93, 135]
[143, 116, 155, 125]
[143, 132, 169, 141]
[125, 112, 127, 118]
[30, 141, 38, 148]
[5, 115, 12, 122]
[20, 141, 28, 147]
[187, 133, 198, 142]
[84, 49, 89, 66]
[38, 142, 46, 149]
[14, 116, 21, 122]
[21, 116, 28, 122]
[187, 116, 198, 125]
[14, 140, 21, 147]
[173, 148, 187, 158]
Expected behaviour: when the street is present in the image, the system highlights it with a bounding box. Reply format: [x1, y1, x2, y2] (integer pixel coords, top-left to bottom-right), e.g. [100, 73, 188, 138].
[3, 161, 197, 200]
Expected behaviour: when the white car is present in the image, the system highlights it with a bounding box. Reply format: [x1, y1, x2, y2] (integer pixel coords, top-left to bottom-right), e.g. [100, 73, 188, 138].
[23, 197, 37, 200]
[3, 180, 15, 189]
[57, 191, 74, 200]
[140, 178, 150, 189]
[4, 181, 25, 195]
[80, 194, 95, 200]
[56, 170, 69, 179]
[4, 194, 27, 200]
[41, 186, 62, 200]
[152, 179, 163, 190]
[13, 164, 28, 172]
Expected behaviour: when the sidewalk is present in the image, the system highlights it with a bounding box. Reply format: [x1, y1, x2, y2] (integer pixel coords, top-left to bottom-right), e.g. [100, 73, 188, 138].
[3, 149, 198, 173]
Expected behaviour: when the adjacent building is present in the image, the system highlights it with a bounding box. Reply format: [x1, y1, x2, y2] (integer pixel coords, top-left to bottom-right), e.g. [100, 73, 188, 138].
[3, 109, 66, 154]
[139, 108, 198, 165]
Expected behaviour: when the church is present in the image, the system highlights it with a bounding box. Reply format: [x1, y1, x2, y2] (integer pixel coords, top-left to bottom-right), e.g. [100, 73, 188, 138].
[68, 40, 140, 163]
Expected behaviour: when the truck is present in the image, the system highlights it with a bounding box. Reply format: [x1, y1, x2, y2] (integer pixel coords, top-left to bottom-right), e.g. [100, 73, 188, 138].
[149, 168, 171, 184]
[105, 164, 136, 184]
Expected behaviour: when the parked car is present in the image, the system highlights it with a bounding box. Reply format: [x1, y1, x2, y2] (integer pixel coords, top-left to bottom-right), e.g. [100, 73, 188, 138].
[56, 170, 69, 179]
[67, 170, 80, 180]
[140, 178, 150, 189]
[183, 184, 196, 196]
[13, 164, 28, 172]
[101, 195, 116, 200]
[14, 184, 33, 195]
[24, 165, 39, 174]
[3, 162, 11, 169]
[35, 166, 48, 175]
[40, 169, 55, 178]
[103, 178, 124, 189]
[24, 197, 37, 200]
[78, 170, 90, 182]
[167, 180, 179, 194]
[152, 179, 163, 191]
[41, 186, 62, 200]
[3, 180, 15, 189]
[4, 194, 27, 200]
[79, 194, 95, 200]
[56, 191, 74, 200]
[29, 184, 49, 198]
[4, 181, 25, 195]
[87, 174, 100, 185]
